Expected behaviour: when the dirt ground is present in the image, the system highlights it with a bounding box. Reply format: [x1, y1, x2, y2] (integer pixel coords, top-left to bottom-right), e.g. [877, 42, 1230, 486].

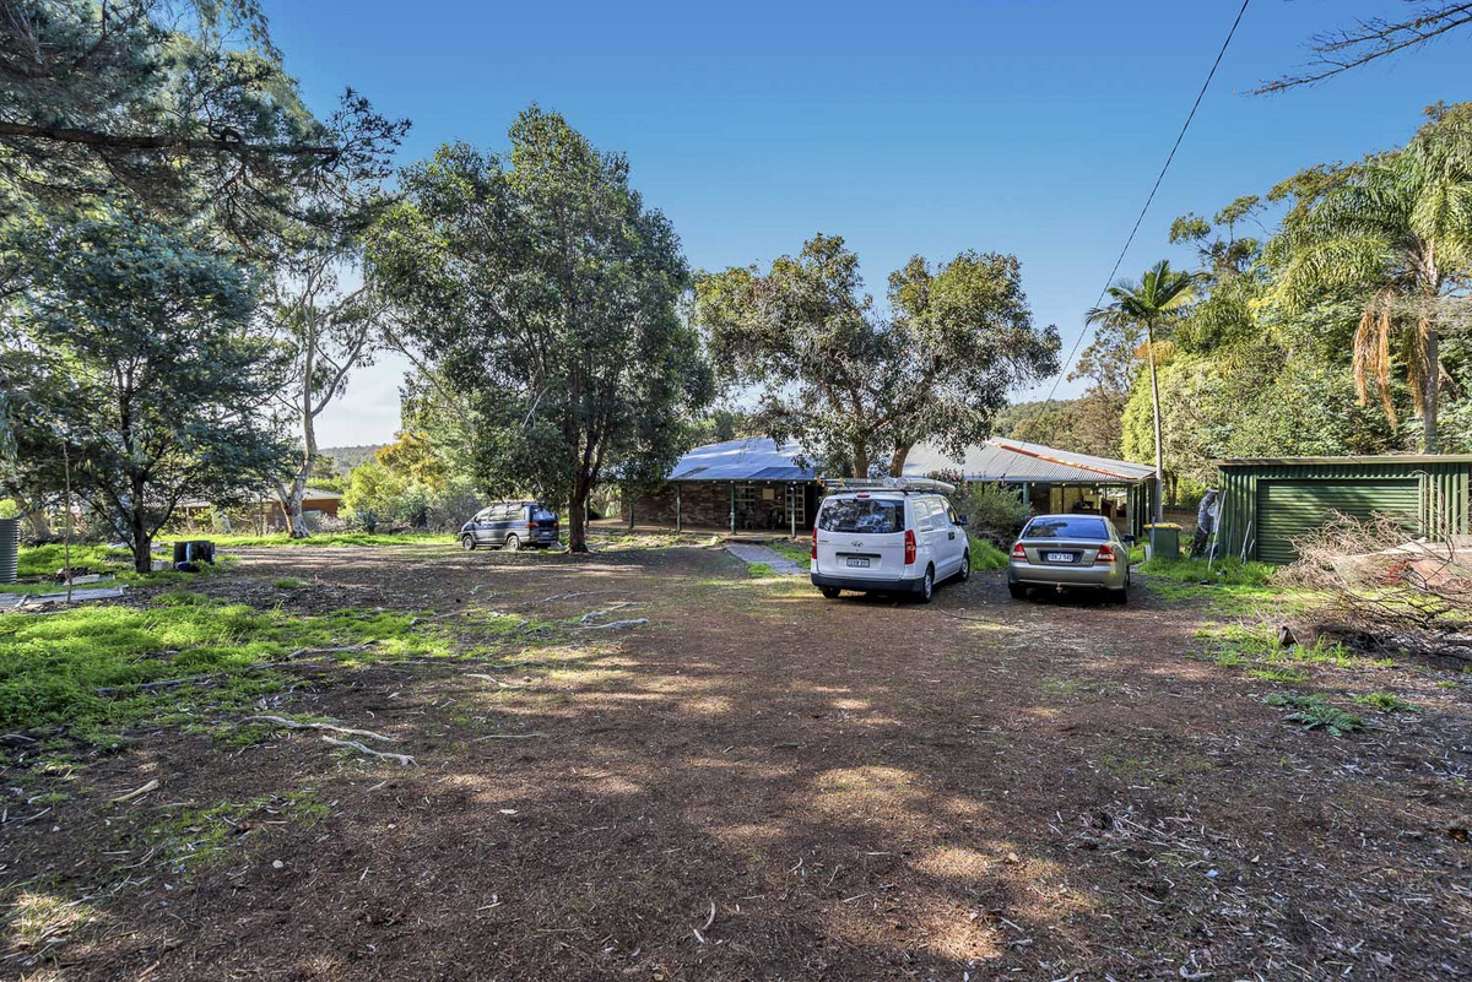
[4, 541, 1471, 980]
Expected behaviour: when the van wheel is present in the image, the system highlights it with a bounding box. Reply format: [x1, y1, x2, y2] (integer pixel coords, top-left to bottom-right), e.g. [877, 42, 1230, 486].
[460, 534, 477, 551]
[819, 586, 841, 599]
[504, 534, 520, 552]
[1008, 583, 1028, 600]
[916, 566, 934, 604]
[958, 551, 970, 582]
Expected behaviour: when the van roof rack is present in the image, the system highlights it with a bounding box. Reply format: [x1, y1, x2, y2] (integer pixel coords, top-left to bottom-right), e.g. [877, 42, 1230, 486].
[821, 476, 956, 494]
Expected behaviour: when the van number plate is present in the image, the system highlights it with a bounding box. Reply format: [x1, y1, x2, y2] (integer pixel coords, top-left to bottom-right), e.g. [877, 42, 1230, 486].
[845, 557, 870, 568]
[1046, 552, 1075, 563]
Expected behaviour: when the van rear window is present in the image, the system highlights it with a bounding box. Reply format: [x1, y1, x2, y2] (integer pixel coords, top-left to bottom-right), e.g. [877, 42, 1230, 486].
[819, 498, 905, 534]
[1023, 517, 1110, 541]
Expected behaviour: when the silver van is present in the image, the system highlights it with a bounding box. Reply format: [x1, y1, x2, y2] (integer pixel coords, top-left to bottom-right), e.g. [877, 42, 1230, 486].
[459, 501, 560, 551]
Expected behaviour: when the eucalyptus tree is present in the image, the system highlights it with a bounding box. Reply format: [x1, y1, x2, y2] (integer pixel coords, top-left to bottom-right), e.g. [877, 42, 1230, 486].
[695, 235, 1058, 478]
[1085, 260, 1196, 522]
[367, 108, 714, 552]
[1268, 103, 1472, 451]
[17, 209, 290, 571]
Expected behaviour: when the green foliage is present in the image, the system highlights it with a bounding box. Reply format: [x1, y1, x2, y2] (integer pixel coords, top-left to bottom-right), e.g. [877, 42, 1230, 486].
[1138, 556, 1274, 588]
[1353, 691, 1417, 713]
[0, 595, 447, 741]
[1267, 103, 1472, 450]
[948, 482, 1031, 539]
[17, 543, 131, 579]
[0, 2, 405, 252]
[968, 537, 1010, 571]
[146, 790, 329, 873]
[367, 108, 714, 551]
[1263, 692, 1364, 736]
[697, 234, 1058, 477]
[15, 209, 291, 572]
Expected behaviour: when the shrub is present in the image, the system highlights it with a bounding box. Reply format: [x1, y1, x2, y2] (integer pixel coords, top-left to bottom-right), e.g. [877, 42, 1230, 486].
[948, 482, 1030, 543]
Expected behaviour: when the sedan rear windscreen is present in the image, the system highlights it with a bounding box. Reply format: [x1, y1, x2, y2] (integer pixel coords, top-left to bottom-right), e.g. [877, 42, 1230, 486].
[1023, 517, 1110, 541]
[819, 499, 905, 534]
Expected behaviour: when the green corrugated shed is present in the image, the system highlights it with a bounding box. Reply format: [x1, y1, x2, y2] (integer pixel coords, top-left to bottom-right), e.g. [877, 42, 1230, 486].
[1215, 456, 1472, 563]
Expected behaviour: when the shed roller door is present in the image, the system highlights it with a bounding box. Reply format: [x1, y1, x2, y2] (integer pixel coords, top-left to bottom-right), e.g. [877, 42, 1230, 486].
[1256, 479, 1420, 564]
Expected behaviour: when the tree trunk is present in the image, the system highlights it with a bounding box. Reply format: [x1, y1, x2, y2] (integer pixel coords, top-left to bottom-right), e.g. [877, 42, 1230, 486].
[850, 441, 870, 479]
[568, 485, 590, 553]
[888, 444, 911, 478]
[1423, 319, 1439, 453]
[1146, 320, 1165, 524]
[22, 506, 51, 542]
[130, 503, 151, 574]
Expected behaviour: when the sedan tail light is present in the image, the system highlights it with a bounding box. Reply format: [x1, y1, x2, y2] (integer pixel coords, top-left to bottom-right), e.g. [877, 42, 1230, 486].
[1011, 542, 1026, 560]
[904, 529, 917, 565]
[1096, 544, 1116, 563]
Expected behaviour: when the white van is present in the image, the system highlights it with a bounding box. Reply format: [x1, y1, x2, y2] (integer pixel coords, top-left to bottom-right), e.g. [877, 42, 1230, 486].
[809, 479, 970, 603]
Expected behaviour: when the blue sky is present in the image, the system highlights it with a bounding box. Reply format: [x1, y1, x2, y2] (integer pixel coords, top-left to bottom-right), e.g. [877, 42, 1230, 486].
[261, 0, 1470, 447]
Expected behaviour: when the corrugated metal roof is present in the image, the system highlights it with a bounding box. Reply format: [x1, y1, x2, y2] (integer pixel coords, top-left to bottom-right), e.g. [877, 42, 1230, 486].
[669, 438, 816, 482]
[1216, 455, 1472, 467]
[903, 438, 1154, 484]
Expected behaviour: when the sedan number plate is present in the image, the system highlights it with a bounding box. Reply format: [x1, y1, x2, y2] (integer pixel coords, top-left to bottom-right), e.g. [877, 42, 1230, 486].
[1045, 552, 1075, 563]
[845, 557, 870, 568]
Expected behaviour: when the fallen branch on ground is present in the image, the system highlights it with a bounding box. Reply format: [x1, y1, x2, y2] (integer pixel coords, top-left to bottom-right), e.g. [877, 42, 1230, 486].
[472, 731, 546, 741]
[579, 618, 648, 631]
[320, 734, 417, 766]
[109, 778, 160, 803]
[245, 714, 397, 743]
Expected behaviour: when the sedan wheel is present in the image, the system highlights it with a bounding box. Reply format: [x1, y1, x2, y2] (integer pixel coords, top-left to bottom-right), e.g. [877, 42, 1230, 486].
[504, 533, 520, 552]
[460, 534, 476, 551]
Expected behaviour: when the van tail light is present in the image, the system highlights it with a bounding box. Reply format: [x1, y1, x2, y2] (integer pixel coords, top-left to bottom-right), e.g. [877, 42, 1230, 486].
[1096, 544, 1116, 563]
[904, 529, 917, 565]
[1011, 542, 1026, 560]
[810, 525, 817, 561]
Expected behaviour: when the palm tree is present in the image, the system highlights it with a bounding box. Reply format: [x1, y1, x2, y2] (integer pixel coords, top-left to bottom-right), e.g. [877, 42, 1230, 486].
[1086, 260, 1196, 522]
[1270, 104, 1472, 452]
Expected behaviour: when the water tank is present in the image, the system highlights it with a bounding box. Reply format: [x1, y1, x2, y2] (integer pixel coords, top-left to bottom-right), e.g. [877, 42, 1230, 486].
[0, 517, 18, 584]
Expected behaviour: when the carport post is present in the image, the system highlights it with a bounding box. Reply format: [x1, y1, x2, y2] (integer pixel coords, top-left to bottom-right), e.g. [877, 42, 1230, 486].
[789, 483, 796, 538]
[729, 483, 735, 533]
[675, 485, 682, 533]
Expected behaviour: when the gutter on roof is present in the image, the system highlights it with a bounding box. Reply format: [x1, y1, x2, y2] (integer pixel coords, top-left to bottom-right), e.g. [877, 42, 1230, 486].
[990, 439, 1150, 482]
[1214, 455, 1472, 467]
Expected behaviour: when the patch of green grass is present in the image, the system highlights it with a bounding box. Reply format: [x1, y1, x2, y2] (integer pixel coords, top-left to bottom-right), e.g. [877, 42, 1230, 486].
[17, 542, 131, 579]
[1249, 667, 1309, 684]
[0, 594, 448, 742]
[1264, 692, 1364, 735]
[967, 535, 1010, 571]
[1197, 621, 1365, 673]
[147, 790, 329, 873]
[206, 531, 454, 548]
[1353, 691, 1417, 713]
[746, 562, 777, 578]
[273, 577, 306, 590]
[767, 540, 811, 566]
[1139, 557, 1301, 614]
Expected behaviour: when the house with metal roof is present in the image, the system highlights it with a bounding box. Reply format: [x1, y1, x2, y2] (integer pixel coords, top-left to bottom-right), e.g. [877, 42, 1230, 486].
[903, 438, 1157, 537]
[623, 437, 820, 534]
[624, 435, 1157, 536]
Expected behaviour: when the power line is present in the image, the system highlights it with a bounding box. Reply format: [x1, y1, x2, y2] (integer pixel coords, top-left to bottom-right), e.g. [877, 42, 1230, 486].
[1032, 0, 1252, 412]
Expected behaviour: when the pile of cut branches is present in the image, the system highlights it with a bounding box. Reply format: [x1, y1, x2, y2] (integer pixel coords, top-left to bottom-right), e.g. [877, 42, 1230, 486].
[1283, 513, 1472, 662]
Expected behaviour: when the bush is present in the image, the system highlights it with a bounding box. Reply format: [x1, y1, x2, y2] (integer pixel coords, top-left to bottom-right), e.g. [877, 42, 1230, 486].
[948, 482, 1030, 543]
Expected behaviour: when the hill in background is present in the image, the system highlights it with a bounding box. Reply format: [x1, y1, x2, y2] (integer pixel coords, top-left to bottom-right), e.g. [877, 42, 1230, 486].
[319, 445, 387, 474]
